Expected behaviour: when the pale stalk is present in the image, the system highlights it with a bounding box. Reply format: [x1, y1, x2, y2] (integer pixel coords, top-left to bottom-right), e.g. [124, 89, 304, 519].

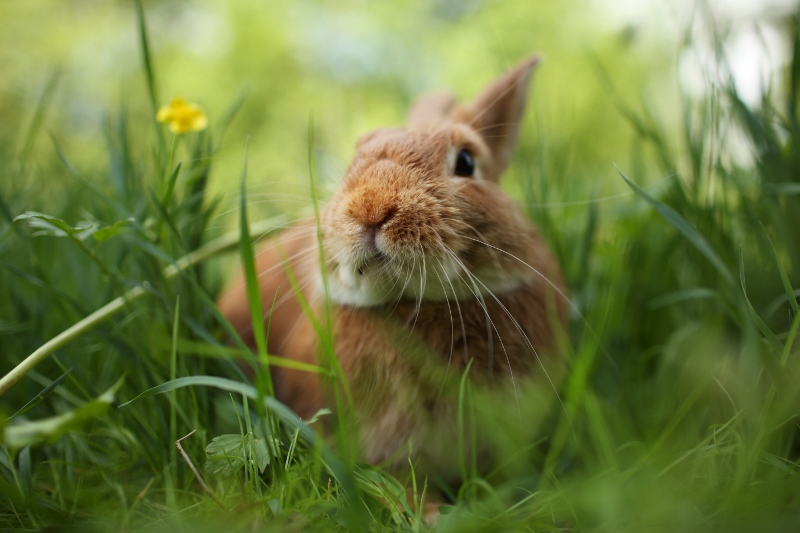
[0, 215, 290, 396]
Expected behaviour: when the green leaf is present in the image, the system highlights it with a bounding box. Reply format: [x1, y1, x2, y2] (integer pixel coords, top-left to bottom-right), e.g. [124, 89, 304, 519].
[93, 217, 134, 244]
[13, 211, 100, 241]
[307, 407, 332, 425]
[208, 434, 248, 474]
[14, 211, 73, 237]
[253, 436, 271, 473]
[204, 433, 272, 477]
[15, 211, 134, 244]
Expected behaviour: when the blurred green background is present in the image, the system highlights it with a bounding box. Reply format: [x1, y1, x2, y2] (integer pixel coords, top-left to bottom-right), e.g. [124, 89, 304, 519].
[3, 0, 795, 330]
[3, 1, 800, 531]
[2, 0, 793, 274]
[1, 0, 687, 219]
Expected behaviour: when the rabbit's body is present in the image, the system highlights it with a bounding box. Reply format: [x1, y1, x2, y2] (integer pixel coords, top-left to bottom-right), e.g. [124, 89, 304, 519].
[218, 56, 566, 479]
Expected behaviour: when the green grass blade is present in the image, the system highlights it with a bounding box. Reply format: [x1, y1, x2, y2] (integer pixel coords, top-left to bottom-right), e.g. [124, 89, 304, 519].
[237, 146, 273, 395]
[617, 165, 733, 285]
[761, 225, 799, 316]
[647, 287, 718, 309]
[789, 14, 800, 123]
[169, 296, 179, 483]
[779, 309, 800, 367]
[306, 115, 355, 459]
[134, 0, 158, 117]
[18, 446, 31, 502]
[17, 69, 60, 170]
[457, 359, 473, 483]
[154, 338, 329, 374]
[133, 0, 165, 157]
[767, 182, 800, 195]
[160, 161, 182, 211]
[739, 249, 783, 355]
[50, 134, 129, 216]
[7, 368, 73, 421]
[148, 188, 186, 249]
[212, 90, 247, 152]
[738, 249, 790, 394]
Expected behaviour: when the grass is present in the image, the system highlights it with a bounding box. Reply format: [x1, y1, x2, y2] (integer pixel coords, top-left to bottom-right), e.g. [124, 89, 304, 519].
[2, 5, 800, 533]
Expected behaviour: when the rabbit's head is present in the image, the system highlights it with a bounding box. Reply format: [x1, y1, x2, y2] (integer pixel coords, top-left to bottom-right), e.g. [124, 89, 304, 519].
[322, 57, 547, 308]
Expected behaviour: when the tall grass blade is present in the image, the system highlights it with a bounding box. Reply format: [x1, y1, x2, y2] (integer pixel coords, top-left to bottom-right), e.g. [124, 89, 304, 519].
[169, 297, 180, 480]
[617, 165, 733, 285]
[134, 0, 158, 118]
[7, 368, 72, 421]
[236, 146, 273, 395]
[18, 446, 31, 502]
[161, 162, 183, 211]
[17, 69, 60, 170]
[762, 225, 799, 316]
[306, 115, 355, 461]
[738, 249, 783, 354]
[50, 134, 129, 216]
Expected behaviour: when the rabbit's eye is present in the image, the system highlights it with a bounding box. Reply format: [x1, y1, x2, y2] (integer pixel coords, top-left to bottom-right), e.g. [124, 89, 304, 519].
[454, 148, 475, 177]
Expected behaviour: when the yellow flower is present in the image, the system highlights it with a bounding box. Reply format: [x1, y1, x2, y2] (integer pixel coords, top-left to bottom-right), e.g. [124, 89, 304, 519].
[156, 97, 208, 134]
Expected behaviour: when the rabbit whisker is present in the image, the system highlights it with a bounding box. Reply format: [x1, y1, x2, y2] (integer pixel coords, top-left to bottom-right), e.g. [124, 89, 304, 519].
[440, 246, 496, 373]
[431, 255, 462, 402]
[206, 213, 310, 234]
[218, 238, 318, 307]
[461, 235, 572, 306]
[450, 247, 572, 429]
[385, 259, 417, 321]
[404, 252, 427, 332]
[460, 233, 612, 374]
[442, 246, 517, 405]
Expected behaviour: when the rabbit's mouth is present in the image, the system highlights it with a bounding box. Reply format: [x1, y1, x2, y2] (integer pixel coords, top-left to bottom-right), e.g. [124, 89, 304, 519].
[351, 229, 387, 274]
[324, 241, 534, 309]
[324, 255, 399, 308]
[356, 250, 388, 276]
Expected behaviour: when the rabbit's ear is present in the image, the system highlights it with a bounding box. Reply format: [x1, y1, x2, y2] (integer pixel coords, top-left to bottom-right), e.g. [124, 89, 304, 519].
[408, 90, 457, 130]
[455, 56, 539, 181]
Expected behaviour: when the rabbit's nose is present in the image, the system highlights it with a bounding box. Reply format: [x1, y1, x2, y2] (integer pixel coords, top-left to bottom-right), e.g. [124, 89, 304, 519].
[363, 205, 397, 229]
[346, 188, 398, 229]
[361, 206, 397, 253]
[360, 206, 397, 252]
[346, 187, 398, 253]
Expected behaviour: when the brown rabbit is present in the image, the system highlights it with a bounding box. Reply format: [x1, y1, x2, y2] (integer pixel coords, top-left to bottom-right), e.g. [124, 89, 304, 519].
[218, 55, 566, 493]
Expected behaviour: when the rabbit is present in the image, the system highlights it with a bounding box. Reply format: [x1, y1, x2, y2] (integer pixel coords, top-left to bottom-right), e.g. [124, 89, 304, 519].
[218, 55, 567, 502]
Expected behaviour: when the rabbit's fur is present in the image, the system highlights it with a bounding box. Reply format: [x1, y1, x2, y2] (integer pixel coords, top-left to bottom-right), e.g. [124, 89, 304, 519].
[218, 56, 566, 479]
